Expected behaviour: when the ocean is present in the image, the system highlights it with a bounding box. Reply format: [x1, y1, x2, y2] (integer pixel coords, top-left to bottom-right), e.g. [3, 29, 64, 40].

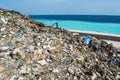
[30, 15, 120, 35]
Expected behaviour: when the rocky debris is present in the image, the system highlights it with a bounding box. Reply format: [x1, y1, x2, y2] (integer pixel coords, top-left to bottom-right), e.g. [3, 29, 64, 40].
[12, 48, 25, 59]
[0, 66, 5, 73]
[0, 8, 120, 80]
[116, 71, 120, 80]
[37, 59, 47, 66]
[68, 66, 75, 74]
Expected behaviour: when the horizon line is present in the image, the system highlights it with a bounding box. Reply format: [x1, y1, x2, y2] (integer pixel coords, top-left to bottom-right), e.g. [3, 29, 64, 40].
[29, 14, 120, 16]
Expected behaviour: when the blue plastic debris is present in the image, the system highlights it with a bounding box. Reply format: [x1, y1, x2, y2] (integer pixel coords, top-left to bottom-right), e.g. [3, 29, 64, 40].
[80, 36, 91, 44]
[108, 59, 116, 65]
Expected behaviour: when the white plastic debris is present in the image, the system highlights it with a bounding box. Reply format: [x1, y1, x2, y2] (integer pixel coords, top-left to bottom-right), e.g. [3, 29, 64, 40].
[37, 59, 47, 66]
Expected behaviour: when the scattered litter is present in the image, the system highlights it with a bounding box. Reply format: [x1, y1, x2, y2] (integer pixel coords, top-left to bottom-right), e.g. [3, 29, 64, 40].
[0, 8, 119, 80]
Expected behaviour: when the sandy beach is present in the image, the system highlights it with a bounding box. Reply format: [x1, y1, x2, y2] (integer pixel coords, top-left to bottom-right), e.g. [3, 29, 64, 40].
[104, 40, 120, 48]
[69, 30, 120, 48]
[69, 30, 120, 37]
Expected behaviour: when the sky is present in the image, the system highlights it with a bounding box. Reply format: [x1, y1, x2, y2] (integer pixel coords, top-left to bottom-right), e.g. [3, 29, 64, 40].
[0, 0, 120, 15]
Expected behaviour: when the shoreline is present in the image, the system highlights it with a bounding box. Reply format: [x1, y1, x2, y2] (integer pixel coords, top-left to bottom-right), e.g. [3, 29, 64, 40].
[69, 30, 120, 37]
[69, 30, 120, 48]
[104, 40, 120, 49]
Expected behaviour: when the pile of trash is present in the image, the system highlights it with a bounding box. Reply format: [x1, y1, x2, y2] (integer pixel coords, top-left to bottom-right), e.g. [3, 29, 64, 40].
[0, 8, 120, 80]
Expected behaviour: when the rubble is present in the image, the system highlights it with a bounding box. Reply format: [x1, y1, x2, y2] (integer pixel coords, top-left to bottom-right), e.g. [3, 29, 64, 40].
[37, 59, 47, 66]
[0, 66, 5, 73]
[0, 8, 120, 80]
[12, 48, 25, 59]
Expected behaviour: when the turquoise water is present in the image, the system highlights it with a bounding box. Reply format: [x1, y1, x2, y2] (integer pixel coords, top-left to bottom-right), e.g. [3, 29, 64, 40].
[35, 19, 120, 35]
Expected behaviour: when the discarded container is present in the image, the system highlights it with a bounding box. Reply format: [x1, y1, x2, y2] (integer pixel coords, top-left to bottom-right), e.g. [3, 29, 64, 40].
[80, 36, 91, 44]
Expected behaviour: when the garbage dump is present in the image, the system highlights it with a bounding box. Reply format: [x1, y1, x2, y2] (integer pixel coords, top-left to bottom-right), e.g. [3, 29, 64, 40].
[0, 8, 120, 80]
